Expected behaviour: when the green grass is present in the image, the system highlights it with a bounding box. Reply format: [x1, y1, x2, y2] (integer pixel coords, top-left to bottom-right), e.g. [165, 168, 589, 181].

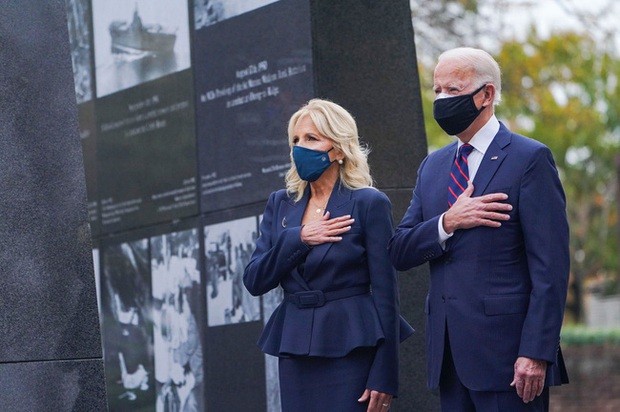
[561, 324, 620, 346]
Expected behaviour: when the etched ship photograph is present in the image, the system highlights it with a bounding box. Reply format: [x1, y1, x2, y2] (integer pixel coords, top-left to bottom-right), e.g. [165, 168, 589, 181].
[109, 6, 177, 55]
[92, 0, 191, 97]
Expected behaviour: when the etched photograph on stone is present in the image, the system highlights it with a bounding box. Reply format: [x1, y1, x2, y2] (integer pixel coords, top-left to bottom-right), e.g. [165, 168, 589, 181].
[66, 0, 94, 103]
[204, 216, 260, 326]
[92, 0, 191, 97]
[100, 239, 156, 410]
[263, 286, 283, 412]
[194, 0, 279, 30]
[151, 229, 205, 412]
[258, 212, 283, 412]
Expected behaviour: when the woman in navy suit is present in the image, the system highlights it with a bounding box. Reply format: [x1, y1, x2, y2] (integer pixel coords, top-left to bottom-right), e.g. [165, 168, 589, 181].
[244, 99, 413, 411]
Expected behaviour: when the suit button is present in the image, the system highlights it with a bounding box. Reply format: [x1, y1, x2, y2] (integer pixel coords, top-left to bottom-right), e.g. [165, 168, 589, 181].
[441, 295, 446, 302]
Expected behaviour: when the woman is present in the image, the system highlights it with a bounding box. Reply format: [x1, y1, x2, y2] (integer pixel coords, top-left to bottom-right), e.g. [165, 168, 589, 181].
[244, 99, 413, 411]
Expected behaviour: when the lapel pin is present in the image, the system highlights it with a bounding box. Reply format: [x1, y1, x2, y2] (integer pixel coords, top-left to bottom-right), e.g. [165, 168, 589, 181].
[281, 216, 287, 228]
[491, 156, 498, 160]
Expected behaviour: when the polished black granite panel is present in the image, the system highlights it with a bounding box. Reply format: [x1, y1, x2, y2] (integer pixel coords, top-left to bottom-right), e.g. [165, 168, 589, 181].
[385, 189, 440, 412]
[310, 0, 428, 190]
[0, 359, 107, 412]
[0, 3, 106, 410]
[0, 0, 102, 364]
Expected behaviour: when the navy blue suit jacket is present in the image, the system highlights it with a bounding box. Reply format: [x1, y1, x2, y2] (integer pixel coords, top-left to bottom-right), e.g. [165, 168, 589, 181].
[389, 123, 569, 391]
[244, 184, 414, 396]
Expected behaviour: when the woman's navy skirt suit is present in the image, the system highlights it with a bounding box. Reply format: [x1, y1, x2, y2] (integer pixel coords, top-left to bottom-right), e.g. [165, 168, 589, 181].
[244, 184, 414, 411]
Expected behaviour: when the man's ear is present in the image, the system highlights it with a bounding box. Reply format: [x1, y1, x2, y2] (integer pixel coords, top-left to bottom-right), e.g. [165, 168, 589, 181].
[483, 84, 496, 106]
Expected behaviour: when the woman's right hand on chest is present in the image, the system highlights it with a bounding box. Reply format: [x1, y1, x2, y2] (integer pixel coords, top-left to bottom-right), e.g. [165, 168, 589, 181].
[300, 211, 354, 246]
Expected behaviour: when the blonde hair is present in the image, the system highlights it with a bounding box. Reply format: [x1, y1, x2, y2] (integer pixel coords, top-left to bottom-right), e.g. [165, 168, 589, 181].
[438, 47, 502, 105]
[285, 99, 374, 201]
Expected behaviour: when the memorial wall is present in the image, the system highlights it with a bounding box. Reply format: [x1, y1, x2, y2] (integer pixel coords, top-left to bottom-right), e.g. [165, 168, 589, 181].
[67, 0, 435, 410]
[1, 0, 107, 410]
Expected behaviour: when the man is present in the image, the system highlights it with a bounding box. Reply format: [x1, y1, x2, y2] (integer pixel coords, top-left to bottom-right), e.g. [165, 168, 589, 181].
[388, 47, 569, 411]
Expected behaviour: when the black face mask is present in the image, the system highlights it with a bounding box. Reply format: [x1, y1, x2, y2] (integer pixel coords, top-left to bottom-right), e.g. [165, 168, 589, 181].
[433, 84, 487, 135]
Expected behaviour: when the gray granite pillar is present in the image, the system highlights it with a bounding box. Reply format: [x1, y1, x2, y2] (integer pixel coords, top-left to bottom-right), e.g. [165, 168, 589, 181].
[310, 0, 440, 409]
[0, 1, 108, 411]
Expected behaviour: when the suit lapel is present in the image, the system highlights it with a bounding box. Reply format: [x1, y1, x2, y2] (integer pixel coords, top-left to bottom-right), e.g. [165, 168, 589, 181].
[277, 188, 309, 233]
[304, 184, 355, 278]
[325, 183, 355, 217]
[472, 123, 510, 196]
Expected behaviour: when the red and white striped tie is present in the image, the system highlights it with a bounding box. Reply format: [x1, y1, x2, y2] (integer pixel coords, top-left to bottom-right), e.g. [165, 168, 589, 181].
[448, 143, 474, 207]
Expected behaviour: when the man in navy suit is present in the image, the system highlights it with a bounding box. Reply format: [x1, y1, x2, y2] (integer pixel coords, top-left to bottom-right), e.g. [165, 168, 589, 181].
[388, 47, 569, 411]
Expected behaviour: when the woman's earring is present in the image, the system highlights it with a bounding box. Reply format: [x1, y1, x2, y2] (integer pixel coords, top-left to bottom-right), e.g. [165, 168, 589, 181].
[338, 159, 343, 165]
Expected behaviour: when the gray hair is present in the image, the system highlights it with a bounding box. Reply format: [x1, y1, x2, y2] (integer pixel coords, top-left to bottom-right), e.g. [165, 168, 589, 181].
[438, 47, 502, 105]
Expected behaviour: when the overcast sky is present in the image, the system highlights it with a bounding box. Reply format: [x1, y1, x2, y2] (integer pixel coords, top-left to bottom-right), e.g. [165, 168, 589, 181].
[482, 0, 619, 47]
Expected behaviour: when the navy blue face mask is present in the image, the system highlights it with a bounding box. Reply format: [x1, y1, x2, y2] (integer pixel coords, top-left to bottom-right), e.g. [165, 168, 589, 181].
[292, 146, 334, 182]
[433, 84, 487, 135]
